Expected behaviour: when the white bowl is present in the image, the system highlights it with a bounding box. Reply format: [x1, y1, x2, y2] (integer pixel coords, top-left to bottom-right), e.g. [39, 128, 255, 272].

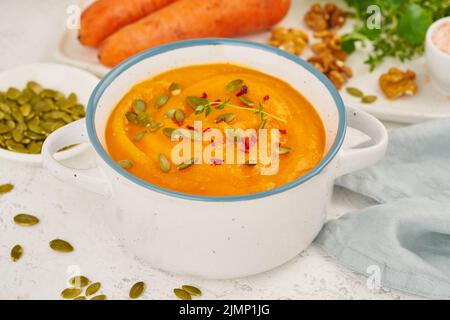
[426, 17, 450, 93]
[0, 63, 99, 164]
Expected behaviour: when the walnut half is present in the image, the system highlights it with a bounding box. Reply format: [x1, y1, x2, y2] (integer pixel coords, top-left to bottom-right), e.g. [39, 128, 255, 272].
[379, 68, 418, 99]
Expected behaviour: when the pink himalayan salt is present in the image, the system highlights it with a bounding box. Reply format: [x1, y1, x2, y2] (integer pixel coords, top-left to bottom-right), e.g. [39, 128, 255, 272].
[432, 22, 450, 55]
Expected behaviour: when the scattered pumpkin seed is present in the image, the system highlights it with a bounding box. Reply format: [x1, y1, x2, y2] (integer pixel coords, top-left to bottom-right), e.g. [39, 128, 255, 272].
[13, 213, 39, 226]
[279, 146, 292, 155]
[132, 99, 147, 113]
[129, 281, 146, 299]
[61, 288, 82, 299]
[69, 276, 90, 288]
[174, 109, 185, 124]
[225, 79, 244, 93]
[90, 294, 107, 300]
[73, 296, 86, 300]
[158, 154, 171, 173]
[181, 285, 202, 297]
[239, 96, 255, 107]
[169, 83, 182, 96]
[49, 239, 74, 253]
[85, 282, 101, 296]
[118, 159, 133, 169]
[11, 244, 23, 262]
[362, 95, 377, 104]
[177, 158, 196, 170]
[0, 183, 13, 194]
[346, 87, 364, 98]
[215, 113, 235, 124]
[174, 288, 192, 300]
[155, 94, 169, 108]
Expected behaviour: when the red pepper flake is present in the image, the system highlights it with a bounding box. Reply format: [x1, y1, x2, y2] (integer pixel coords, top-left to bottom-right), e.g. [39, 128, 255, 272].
[186, 125, 195, 131]
[201, 92, 208, 99]
[211, 158, 224, 166]
[236, 85, 248, 97]
[214, 99, 222, 102]
[279, 129, 287, 134]
[244, 137, 251, 153]
[263, 95, 270, 101]
[203, 127, 211, 133]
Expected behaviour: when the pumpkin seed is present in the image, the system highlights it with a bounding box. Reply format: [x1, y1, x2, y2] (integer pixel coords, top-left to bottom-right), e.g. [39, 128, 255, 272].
[61, 288, 82, 299]
[19, 104, 32, 117]
[11, 244, 23, 262]
[27, 81, 43, 95]
[181, 285, 202, 297]
[155, 94, 169, 108]
[85, 282, 101, 296]
[73, 296, 86, 300]
[132, 99, 147, 113]
[169, 83, 181, 96]
[279, 146, 292, 155]
[174, 288, 191, 300]
[69, 275, 90, 288]
[90, 294, 107, 300]
[346, 87, 364, 98]
[13, 213, 39, 226]
[215, 113, 235, 124]
[133, 131, 146, 142]
[125, 112, 138, 123]
[158, 154, 171, 173]
[6, 88, 21, 100]
[0, 183, 13, 194]
[163, 127, 175, 138]
[177, 158, 196, 170]
[129, 281, 146, 299]
[165, 108, 176, 119]
[49, 239, 74, 253]
[174, 109, 185, 124]
[118, 159, 133, 169]
[225, 79, 244, 93]
[186, 96, 208, 109]
[362, 95, 377, 104]
[239, 96, 255, 107]
[136, 112, 150, 127]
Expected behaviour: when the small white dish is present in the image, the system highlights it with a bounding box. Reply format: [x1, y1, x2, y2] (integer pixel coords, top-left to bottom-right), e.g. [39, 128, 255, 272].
[426, 16, 450, 93]
[0, 63, 99, 164]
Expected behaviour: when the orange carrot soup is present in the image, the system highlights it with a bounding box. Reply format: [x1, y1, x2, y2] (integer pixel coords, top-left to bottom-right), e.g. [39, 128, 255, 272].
[105, 64, 325, 196]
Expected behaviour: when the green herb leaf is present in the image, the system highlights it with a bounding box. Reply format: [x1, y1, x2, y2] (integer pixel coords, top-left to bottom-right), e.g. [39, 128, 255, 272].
[239, 96, 255, 107]
[397, 4, 433, 46]
[186, 96, 208, 109]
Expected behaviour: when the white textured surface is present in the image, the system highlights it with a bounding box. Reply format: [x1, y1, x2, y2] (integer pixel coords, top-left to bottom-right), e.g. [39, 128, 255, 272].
[0, 0, 417, 300]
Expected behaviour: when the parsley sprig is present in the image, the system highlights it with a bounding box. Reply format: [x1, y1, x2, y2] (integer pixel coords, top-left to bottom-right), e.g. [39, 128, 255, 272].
[186, 96, 286, 124]
[341, 0, 450, 70]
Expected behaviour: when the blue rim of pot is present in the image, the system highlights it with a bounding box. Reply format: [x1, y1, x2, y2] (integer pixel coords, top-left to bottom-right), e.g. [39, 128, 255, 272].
[87, 38, 346, 202]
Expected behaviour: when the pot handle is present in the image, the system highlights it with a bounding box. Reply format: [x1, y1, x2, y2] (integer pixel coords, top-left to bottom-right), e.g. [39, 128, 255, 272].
[42, 119, 111, 197]
[335, 106, 388, 178]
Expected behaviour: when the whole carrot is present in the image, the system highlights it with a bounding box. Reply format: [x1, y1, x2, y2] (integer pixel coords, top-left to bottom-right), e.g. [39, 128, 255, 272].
[79, 0, 177, 48]
[98, 0, 291, 67]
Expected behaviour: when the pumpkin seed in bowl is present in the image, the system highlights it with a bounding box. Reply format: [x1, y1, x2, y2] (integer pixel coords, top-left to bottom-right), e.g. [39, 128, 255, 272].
[0, 82, 85, 155]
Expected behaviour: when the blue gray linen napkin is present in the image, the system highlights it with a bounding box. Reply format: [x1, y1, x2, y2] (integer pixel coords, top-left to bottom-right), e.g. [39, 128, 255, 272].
[314, 118, 450, 299]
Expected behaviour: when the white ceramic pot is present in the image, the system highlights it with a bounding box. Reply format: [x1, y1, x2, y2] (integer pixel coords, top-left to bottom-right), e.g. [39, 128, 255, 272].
[42, 39, 388, 279]
[426, 17, 450, 93]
